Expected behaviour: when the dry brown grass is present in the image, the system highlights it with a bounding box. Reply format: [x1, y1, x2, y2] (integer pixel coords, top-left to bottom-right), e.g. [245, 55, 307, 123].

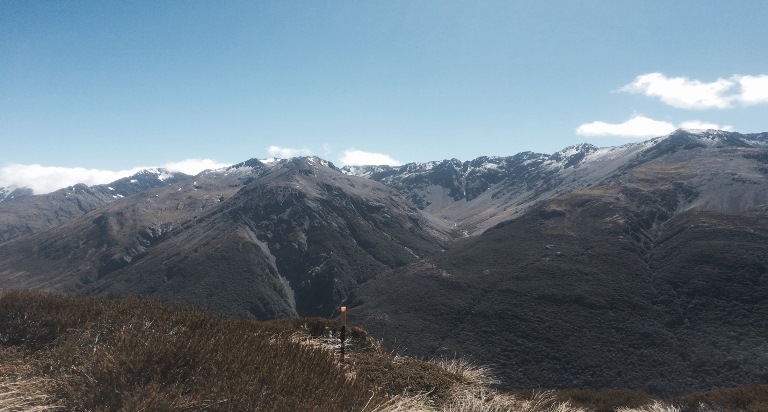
[0, 376, 63, 411]
[2, 290, 767, 412]
[616, 401, 681, 412]
[429, 356, 500, 387]
[0, 290, 380, 411]
[554, 388, 655, 412]
[0, 290, 486, 412]
[365, 389, 591, 412]
[673, 384, 768, 411]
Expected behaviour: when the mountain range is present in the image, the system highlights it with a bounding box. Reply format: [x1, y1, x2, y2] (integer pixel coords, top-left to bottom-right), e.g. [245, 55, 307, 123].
[2, 129, 768, 395]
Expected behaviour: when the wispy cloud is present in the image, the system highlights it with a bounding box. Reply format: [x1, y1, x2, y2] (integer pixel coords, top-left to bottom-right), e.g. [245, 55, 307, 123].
[163, 159, 230, 175]
[321, 143, 332, 159]
[0, 159, 229, 195]
[0, 164, 141, 194]
[338, 149, 402, 166]
[677, 120, 734, 131]
[576, 115, 733, 138]
[266, 145, 311, 158]
[620, 72, 768, 109]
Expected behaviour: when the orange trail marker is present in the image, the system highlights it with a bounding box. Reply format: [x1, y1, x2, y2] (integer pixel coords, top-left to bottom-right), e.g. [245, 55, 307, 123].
[340, 306, 347, 363]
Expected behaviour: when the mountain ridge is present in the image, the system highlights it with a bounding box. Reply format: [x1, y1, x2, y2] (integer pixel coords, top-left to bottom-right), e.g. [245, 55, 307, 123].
[2, 128, 768, 394]
[0, 168, 192, 243]
[0, 155, 446, 318]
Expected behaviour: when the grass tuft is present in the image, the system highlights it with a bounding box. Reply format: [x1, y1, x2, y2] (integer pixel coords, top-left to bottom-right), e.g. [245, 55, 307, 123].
[673, 384, 768, 411]
[429, 356, 500, 387]
[616, 401, 681, 412]
[0, 376, 63, 411]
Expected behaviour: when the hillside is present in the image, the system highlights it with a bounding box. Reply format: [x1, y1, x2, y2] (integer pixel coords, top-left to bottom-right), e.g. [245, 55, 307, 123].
[0, 157, 446, 319]
[343, 130, 768, 235]
[0, 169, 191, 243]
[2, 129, 768, 395]
[3, 290, 767, 412]
[350, 131, 768, 395]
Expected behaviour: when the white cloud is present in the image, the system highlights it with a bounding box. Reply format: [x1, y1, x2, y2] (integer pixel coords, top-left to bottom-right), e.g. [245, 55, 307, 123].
[619, 72, 768, 109]
[678, 120, 734, 131]
[321, 143, 332, 158]
[162, 159, 230, 174]
[576, 116, 676, 138]
[576, 115, 733, 138]
[338, 149, 402, 166]
[266, 145, 311, 158]
[620, 73, 735, 109]
[0, 164, 139, 194]
[736, 75, 768, 105]
[0, 158, 229, 195]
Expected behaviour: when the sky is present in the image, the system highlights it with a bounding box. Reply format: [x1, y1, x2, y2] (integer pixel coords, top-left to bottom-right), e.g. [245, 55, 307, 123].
[2, 1, 768, 193]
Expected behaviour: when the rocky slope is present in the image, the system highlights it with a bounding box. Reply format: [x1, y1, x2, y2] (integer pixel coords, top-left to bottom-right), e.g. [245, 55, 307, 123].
[343, 129, 768, 235]
[0, 169, 191, 243]
[349, 129, 768, 395]
[0, 157, 445, 318]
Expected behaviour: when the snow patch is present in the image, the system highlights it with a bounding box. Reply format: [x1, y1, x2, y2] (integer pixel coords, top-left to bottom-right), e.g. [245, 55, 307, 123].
[0, 188, 11, 203]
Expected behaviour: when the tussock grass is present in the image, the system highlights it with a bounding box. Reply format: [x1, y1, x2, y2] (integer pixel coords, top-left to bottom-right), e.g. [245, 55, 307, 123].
[361, 354, 590, 412]
[2, 290, 766, 412]
[0, 290, 379, 411]
[0, 376, 62, 411]
[367, 389, 591, 412]
[363, 392, 432, 412]
[616, 401, 680, 412]
[429, 356, 500, 387]
[673, 384, 768, 411]
[555, 388, 655, 412]
[0, 345, 63, 411]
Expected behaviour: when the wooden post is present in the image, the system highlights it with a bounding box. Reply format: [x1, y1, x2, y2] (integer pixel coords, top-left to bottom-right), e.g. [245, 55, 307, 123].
[340, 306, 347, 363]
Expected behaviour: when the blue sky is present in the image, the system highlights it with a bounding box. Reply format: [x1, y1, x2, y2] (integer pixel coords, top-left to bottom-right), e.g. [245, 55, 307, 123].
[2, 1, 768, 193]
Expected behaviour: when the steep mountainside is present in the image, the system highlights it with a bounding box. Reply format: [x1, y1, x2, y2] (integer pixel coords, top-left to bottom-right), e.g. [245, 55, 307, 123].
[0, 169, 191, 243]
[350, 130, 768, 395]
[344, 130, 768, 235]
[0, 186, 33, 203]
[0, 157, 445, 318]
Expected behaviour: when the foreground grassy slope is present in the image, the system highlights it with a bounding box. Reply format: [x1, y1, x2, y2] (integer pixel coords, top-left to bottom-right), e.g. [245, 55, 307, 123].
[0, 290, 766, 411]
[0, 290, 384, 411]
